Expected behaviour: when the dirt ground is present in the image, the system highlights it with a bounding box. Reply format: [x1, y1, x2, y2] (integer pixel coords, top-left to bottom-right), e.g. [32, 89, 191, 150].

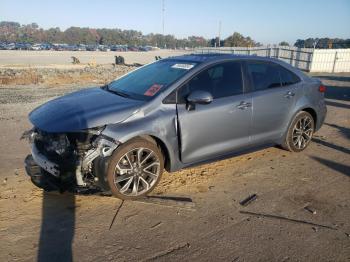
[0, 72, 349, 261]
[0, 50, 190, 68]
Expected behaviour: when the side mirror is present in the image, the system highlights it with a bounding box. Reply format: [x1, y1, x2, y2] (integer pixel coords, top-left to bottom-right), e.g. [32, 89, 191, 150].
[187, 90, 213, 104]
[186, 90, 213, 111]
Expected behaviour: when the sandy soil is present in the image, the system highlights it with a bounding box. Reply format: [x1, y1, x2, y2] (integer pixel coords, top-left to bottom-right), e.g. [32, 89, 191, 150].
[0, 50, 190, 68]
[0, 74, 349, 261]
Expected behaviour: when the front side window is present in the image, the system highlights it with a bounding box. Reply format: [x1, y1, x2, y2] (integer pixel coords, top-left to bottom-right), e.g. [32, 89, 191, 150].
[178, 61, 243, 101]
[107, 60, 198, 100]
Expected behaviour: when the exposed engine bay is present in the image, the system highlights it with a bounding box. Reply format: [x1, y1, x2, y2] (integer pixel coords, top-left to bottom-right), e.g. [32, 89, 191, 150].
[23, 127, 118, 193]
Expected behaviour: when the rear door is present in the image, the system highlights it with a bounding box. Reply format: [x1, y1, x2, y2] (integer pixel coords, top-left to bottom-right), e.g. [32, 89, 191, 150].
[246, 61, 301, 143]
[177, 61, 252, 164]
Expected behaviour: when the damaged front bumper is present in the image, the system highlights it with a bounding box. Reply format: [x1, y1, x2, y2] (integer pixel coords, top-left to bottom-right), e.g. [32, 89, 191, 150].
[23, 128, 119, 192]
[31, 143, 60, 177]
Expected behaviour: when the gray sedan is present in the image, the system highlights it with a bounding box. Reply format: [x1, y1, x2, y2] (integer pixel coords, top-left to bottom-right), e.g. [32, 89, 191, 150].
[24, 54, 327, 199]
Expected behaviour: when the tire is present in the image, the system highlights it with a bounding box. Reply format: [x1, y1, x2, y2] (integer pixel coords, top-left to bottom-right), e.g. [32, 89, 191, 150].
[282, 111, 315, 152]
[106, 138, 164, 200]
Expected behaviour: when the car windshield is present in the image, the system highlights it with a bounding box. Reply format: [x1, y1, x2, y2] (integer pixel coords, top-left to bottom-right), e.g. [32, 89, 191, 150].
[106, 59, 198, 100]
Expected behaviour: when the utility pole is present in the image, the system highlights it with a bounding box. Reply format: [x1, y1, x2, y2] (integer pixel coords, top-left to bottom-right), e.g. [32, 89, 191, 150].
[162, 0, 165, 35]
[162, 0, 166, 48]
[218, 20, 221, 47]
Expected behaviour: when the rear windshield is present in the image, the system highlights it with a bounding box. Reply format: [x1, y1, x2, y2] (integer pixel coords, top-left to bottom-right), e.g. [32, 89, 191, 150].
[107, 59, 198, 100]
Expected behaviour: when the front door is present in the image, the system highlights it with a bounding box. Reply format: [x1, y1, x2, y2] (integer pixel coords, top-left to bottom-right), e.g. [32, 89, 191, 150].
[177, 61, 252, 164]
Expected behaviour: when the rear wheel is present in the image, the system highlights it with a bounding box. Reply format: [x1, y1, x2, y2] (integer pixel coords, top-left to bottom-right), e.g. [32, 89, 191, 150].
[106, 138, 164, 200]
[283, 111, 315, 152]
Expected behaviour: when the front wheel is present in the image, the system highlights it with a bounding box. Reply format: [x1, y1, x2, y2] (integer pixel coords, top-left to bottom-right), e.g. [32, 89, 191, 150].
[106, 138, 164, 200]
[282, 111, 315, 152]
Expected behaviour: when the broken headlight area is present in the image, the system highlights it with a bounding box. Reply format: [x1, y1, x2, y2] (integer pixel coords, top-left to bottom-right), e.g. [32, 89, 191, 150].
[23, 127, 118, 193]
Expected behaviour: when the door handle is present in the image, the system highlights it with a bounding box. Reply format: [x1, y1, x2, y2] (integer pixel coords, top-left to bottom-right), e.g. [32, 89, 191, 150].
[284, 91, 295, 98]
[236, 101, 252, 110]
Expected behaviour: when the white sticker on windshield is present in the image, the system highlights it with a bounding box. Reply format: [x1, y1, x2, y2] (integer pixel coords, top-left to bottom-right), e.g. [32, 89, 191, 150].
[171, 63, 195, 70]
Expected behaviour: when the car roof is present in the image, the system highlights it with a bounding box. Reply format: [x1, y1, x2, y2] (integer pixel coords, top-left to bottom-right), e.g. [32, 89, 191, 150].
[167, 53, 284, 64]
[165, 53, 308, 80]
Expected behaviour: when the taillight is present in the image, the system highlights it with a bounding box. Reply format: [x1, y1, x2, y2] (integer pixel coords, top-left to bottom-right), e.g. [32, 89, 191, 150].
[319, 85, 326, 93]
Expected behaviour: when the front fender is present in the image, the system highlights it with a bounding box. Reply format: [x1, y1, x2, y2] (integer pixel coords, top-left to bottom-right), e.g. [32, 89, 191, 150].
[101, 104, 181, 172]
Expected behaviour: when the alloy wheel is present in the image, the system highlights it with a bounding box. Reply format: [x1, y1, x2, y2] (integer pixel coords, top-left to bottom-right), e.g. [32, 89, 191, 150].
[113, 147, 160, 197]
[292, 116, 314, 150]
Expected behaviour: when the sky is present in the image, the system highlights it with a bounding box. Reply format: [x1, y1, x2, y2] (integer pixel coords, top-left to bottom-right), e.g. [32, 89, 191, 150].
[0, 0, 349, 44]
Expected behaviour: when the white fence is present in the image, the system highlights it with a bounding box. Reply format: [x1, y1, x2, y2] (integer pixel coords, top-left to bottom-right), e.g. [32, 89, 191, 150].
[195, 47, 350, 73]
[310, 49, 350, 73]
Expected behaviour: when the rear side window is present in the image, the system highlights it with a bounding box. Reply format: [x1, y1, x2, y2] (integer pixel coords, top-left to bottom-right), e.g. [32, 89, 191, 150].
[279, 66, 300, 86]
[247, 61, 301, 91]
[247, 62, 281, 91]
[178, 61, 243, 101]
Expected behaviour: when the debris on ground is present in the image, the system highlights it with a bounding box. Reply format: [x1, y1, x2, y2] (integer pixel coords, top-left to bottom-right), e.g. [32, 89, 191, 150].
[115, 55, 143, 67]
[239, 194, 257, 206]
[240, 211, 337, 230]
[304, 205, 317, 215]
[71, 56, 80, 64]
[144, 242, 190, 261]
[150, 222, 162, 229]
[134, 195, 195, 209]
[115, 55, 125, 65]
[109, 200, 125, 230]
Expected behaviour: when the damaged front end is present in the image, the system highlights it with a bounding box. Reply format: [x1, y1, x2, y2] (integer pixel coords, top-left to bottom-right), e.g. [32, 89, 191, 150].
[23, 127, 118, 193]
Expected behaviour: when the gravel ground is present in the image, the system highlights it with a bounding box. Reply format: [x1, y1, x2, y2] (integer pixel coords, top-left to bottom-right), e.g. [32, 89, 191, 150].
[0, 73, 349, 261]
[0, 50, 190, 67]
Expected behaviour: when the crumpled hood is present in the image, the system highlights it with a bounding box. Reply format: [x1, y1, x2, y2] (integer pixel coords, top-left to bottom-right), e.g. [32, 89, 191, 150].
[29, 87, 144, 133]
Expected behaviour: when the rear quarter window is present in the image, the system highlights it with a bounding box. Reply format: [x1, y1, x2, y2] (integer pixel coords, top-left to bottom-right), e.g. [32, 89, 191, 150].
[279, 66, 301, 86]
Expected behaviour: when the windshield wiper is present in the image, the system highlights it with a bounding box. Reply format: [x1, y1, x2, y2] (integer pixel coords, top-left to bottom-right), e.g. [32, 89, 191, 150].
[103, 85, 131, 98]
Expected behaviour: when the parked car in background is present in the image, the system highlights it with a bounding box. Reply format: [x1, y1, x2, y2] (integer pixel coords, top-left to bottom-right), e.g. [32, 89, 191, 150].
[98, 45, 110, 52]
[128, 46, 139, 51]
[86, 45, 98, 51]
[31, 43, 52, 50]
[24, 54, 327, 199]
[139, 46, 152, 51]
[76, 44, 87, 51]
[110, 45, 128, 52]
[31, 43, 42, 50]
[14, 43, 32, 50]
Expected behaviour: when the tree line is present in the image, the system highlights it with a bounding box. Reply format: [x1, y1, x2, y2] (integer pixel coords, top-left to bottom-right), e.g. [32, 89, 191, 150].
[294, 38, 350, 49]
[1, 21, 348, 49]
[0, 21, 262, 48]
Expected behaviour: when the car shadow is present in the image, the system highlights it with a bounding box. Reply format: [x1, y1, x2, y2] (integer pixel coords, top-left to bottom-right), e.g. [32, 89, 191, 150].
[37, 191, 75, 262]
[316, 75, 350, 82]
[312, 137, 350, 155]
[310, 156, 350, 177]
[311, 74, 350, 101]
[325, 100, 350, 109]
[324, 85, 350, 101]
[324, 123, 350, 140]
